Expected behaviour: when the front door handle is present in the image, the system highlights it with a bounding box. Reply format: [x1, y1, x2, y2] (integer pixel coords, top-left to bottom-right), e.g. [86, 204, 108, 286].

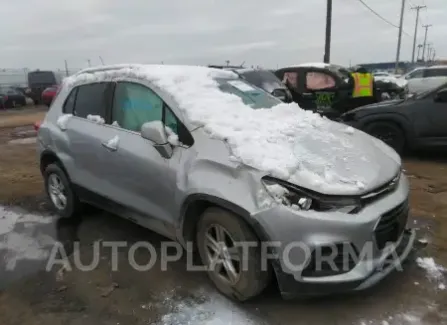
[101, 141, 117, 152]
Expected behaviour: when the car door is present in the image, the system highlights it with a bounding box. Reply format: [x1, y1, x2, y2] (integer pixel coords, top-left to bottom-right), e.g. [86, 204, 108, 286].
[61, 82, 115, 197]
[405, 68, 425, 93]
[413, 86, 447, 141]
[423, 68, 447, 92]
[94, 81, 181, 238]
[302, 68, 340, 116]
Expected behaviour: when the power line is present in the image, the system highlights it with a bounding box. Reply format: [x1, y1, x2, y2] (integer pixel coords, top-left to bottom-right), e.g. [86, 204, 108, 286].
[356, 0, 411, 37]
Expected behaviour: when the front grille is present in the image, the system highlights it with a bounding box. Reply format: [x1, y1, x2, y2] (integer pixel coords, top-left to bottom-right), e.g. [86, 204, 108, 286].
[301, 243, 358, 277]
[374, 200, 409, 250]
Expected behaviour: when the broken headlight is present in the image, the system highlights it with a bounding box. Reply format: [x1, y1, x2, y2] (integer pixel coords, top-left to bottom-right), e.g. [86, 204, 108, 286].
[261, 176, 362, 213]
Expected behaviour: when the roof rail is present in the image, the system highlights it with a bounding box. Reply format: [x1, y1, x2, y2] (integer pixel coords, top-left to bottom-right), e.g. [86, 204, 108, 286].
[74, 64, 141, 76]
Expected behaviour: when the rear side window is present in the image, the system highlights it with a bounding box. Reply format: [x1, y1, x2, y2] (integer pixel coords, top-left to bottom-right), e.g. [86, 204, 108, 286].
[63, 88, 77, 113]
[73, 83, 109, 119]
[424, 68, 447, 78]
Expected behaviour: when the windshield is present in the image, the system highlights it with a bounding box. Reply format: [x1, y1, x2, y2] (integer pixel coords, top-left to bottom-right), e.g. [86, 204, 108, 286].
[217, 79, 282, 109]
[239, 70, 283, 89]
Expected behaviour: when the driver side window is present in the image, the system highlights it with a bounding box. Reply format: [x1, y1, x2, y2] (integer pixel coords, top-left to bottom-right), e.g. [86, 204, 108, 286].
[112, 82, 163, 132]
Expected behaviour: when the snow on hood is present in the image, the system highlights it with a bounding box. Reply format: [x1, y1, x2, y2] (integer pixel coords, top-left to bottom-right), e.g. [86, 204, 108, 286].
[374, 75, 408, 88]
[66, 64, 401, 195]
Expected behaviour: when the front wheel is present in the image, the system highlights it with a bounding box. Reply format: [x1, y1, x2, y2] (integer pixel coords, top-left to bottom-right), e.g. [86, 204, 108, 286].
[365, 122, 405, 154]
[196, 208, 271, 301]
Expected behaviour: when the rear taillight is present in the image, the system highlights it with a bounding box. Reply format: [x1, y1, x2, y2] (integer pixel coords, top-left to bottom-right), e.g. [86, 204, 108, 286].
[34, 121, 41, 131]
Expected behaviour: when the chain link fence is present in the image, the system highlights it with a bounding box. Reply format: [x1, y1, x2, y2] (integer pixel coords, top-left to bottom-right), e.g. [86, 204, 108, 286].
[0, 68, 80, 88]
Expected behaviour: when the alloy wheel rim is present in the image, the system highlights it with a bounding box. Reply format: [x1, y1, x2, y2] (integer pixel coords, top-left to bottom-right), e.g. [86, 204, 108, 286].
[204, 224, 241, 286]
[48, 174, 67, 210]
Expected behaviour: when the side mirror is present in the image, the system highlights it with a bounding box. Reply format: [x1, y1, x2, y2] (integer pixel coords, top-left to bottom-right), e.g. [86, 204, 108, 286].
[141, 121, 173, 158]
[434, 89, 447, 103]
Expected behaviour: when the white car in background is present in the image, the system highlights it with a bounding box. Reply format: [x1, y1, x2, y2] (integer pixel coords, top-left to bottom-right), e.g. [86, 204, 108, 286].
[403, 65, 447, 94]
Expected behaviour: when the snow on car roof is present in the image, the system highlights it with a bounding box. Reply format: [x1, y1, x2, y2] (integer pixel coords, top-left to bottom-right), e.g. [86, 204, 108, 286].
[65, 64, 372, 194]
[291, 62, 332, 68]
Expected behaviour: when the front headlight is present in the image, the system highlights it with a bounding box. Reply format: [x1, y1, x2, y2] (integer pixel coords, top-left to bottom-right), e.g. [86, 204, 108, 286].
[262, 176, 362, 213]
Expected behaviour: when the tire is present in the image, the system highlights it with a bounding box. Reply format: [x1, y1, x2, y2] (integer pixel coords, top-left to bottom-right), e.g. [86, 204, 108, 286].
[365, 121, 405, 154]
[44, 163, 82, 218]
[196, 207, 271, 301]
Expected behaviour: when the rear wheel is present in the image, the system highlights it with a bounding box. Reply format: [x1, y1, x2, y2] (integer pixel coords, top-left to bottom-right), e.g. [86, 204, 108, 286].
[44, 163, 82, 218]
[365, 122, 405, 154]
[196, 207, 271, 301]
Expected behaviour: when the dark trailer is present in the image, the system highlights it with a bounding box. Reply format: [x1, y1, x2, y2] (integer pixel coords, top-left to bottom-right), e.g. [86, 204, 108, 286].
[27, 70, 62, 104]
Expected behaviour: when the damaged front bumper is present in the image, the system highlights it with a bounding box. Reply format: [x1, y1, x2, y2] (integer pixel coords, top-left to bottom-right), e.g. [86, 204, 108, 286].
[274, 228, 416, 299]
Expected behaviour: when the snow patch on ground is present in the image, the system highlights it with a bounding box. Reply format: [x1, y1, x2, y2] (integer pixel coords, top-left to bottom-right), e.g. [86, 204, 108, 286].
[8, 137, 37, 145]
[153, 288, 265, 325]
[0, 205, 54, 270]
[87, 114, 105, 124]
[56, 114, 72, 130]
[358, 312, 425, 325]
[64, 64, 389, 195]
[0, 206, 21, 235]
[416, 257, 446, 290]
[0, 231, 54, 270]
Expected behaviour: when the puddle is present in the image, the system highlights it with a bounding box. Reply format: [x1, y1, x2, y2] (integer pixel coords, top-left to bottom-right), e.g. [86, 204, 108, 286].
[8, 137, 37, 145]
[0, 205, 81, 288]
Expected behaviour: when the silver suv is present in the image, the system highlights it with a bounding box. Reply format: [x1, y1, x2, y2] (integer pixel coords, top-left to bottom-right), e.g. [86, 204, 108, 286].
[38, 64, 415, 301]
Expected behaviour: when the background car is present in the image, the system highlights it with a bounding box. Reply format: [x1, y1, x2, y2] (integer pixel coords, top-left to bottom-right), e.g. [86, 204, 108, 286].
[402, 65, 447, 94]
[41, 85, 59, 106]
[229, 68, 293, 103]
[0, 86, 27, 109]
[339, 82, 447, 154]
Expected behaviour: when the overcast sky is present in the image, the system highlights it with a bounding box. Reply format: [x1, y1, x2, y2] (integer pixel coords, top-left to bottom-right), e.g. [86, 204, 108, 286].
[0, 0, 445, 70]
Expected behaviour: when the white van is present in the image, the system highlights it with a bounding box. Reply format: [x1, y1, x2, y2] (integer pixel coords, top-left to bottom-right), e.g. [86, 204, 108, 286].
[403, 65, 447, 94]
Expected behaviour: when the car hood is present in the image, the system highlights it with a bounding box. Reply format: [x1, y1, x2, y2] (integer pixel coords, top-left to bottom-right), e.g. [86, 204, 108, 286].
[348, 99, 406, 114]
[279, 122, 401, 195]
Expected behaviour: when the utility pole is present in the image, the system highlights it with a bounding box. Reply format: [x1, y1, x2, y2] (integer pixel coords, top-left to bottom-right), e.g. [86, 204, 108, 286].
[395, 0, 406, 73]
[87, 59, 92, 67]
[323, 0, 332, 63]
[422, 24, 432, 62]
[417, 44, 423, 61]
[432, 49, 436, 62]
[427, 44, 432, 62]
[64, 60, 69, 76]
[411, 5, 426, 63]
